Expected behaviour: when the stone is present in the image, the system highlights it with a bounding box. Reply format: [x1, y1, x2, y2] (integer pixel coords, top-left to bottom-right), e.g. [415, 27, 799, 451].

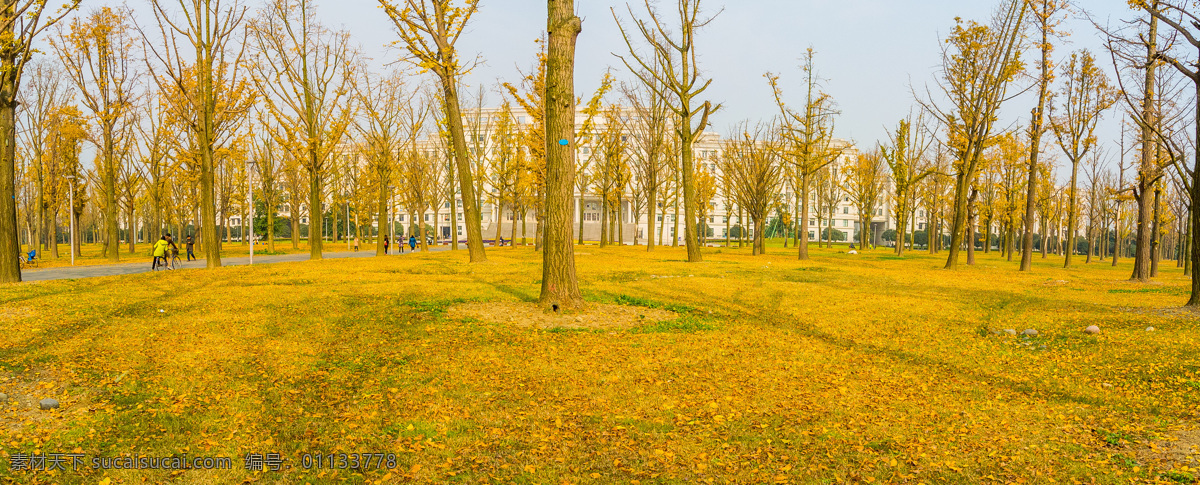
[0, 392, 7, 401]
[1102, 383, 1114, 389]
[1084, 325, 1100, 335]
[848, 250, 858, 255]
[39, 398, 59, 410]
[1003, 329, 1017, 336]
[1146, 327, 1155, 332]
[1022, 329, 1039, 337]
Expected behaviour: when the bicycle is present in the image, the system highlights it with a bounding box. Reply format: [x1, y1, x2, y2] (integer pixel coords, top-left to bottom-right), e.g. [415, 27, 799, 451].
[168, 250, 181, 270]
[18, 251, 38, 269]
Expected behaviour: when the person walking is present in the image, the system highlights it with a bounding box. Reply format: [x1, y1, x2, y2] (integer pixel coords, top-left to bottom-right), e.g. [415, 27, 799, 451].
[353, 235, 360, 252]
[409, 234, 417, 252]
[152, 236, 168, 270]
[383, 235, 390, 255]
[185, 235, 196, 261]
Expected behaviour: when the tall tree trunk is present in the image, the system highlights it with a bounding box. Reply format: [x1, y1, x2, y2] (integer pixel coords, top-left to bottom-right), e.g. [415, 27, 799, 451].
[267, 210, 276, 253]
[577, 194, 585, 245]
[496, 200, 505, 246]
[377, 187, 389, 256]
[438, 72, 486, 262]
[1021, 3, 1051, 272]
[1133, 9, 1159, 282]
[646, 189, 656, 251]
[127, 207, 136, 254]
[599, 192, 607, 248]
[539, 0, 584, 310]
[1065, 161, 1080, 268]
[672, 194, 679, 247]
[798, 175, 812, 259]
[752, 217, 764, 255]
[0, 94, 18, 281]
[1151, 182, 1161, 277]
[944, 172, 971, 269]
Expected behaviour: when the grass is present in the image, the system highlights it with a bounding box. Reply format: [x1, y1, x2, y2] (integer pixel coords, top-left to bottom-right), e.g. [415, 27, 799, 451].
[1, 244, 1198, 484]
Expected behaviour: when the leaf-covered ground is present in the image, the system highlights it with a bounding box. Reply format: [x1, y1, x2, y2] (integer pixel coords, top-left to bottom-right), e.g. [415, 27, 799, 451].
[20, 241, 318, 269]
[1, 245, 1198, 484]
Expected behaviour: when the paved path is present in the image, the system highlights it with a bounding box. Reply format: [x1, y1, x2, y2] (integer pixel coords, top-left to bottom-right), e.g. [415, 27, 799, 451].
[21, 246, 449, 282]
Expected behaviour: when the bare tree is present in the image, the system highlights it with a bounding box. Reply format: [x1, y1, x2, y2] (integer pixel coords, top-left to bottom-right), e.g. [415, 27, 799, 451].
[721, 124, 783, 255]
[624, 77, 670, 251]
[769, 49, 843, 260]
[613, 0, 720, 263]
[1129, 0, 1200, 304]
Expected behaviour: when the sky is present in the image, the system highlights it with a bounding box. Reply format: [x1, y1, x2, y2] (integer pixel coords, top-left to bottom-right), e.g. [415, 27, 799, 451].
[91, 1, 1143, 176]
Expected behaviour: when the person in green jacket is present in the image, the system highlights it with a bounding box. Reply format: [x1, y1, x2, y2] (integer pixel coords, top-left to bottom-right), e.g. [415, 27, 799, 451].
[152, 236, 169, 270]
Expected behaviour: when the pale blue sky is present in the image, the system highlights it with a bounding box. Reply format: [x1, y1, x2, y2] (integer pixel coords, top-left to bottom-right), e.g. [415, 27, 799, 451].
[98, 1, 1140, 173]
[315, 0, 1135, 166]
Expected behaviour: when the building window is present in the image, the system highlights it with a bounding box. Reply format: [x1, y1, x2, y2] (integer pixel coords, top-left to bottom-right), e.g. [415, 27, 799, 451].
[399, 215, 406, 222]
[842, 220, 848, 227]
[809, 231, 815, 239]
[425, 214, 432, 222]
[809, 219, 815, 226]
[843, 207, 849, 214]
[722, 216, 728, 223]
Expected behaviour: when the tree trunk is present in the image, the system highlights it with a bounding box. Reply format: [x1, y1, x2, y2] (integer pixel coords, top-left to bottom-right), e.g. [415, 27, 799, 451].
[752, 217, 765, 255]
[1133, 11, 1159, 282]
[798, 174, 812, 259]
[496, 200, 505, 247]
[671, 194, 679, 247]
[944, 172, 971, 269]
[377, 186, 388, 256]
[1021, 8, 1051, 272]
[577, 193, 585, 245]
[1151, 183, 1161, 277]
[599, 191, 607, 248]
[1065, 161, 1080, 268]
[437, 69, 486, 263]
[539, 0, 584, 311]
[646, 189, 656, 251]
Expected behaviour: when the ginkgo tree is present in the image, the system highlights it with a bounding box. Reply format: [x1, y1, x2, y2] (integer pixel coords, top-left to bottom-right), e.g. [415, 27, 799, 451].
[249, 0, 356, 261]
[0, 0, 80, 282]
[381, 0, 487, 263]
[53, 5, 138, 262]
[1049, 49, 1116, 268]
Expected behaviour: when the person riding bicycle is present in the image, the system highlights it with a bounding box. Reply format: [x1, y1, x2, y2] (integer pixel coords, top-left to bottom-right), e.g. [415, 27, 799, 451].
[152, 236, 168, 270]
